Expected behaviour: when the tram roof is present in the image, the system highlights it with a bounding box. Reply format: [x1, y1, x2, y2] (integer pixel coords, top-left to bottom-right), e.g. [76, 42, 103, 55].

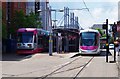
[80, 29, 99, 33]
[18, 28, 37, 32]
[17, 28, 50, 35]
[18, 28, 49, 32]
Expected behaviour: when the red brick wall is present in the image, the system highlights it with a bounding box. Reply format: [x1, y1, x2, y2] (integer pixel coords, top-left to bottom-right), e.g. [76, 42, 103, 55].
[2, 2, 27, 37]
[2, 2, 7, 25]
[11, 2, 26, 19]
[2, 2, 26, 24]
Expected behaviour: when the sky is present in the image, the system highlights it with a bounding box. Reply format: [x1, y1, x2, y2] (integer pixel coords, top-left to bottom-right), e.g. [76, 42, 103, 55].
[49, 0, 119, 29]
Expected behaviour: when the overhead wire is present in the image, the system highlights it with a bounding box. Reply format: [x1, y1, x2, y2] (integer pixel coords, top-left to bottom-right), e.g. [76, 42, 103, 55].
[82, 0, 94, 18]
[56, 15, 64, 26]
[81, 0, 96, 28]
[55, 1, 95, 28]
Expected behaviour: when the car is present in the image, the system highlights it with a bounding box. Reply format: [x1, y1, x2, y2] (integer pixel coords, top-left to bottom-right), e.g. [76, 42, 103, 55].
[109, 44, 114, 49]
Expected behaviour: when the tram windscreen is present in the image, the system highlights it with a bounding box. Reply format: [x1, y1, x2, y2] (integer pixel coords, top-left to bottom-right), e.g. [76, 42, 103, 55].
[17, 32, 33, 43]
[80, 32, 97, 46]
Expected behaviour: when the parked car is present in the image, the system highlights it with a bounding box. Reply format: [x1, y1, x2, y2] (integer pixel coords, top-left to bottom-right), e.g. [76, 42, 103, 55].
[109, 44, 114, 49]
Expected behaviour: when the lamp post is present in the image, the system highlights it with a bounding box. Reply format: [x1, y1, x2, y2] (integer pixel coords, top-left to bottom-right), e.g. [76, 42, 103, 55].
[50, 9, 64, 28]
[48, 9, 64, 55]
[38, 8, 53, 56]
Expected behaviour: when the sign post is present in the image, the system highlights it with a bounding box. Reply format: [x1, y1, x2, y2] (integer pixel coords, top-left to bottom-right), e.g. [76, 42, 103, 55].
[112, 22, 117, 62]
[106, 19, 109, 62]
[102, 19, 109, 62]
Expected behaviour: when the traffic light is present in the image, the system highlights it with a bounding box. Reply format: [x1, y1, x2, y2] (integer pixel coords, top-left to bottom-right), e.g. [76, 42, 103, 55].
[114, 41, 119, 47]
[35, 2, 40, 14]
[112, 22, 117, 33]
[112, 22, 117, 62]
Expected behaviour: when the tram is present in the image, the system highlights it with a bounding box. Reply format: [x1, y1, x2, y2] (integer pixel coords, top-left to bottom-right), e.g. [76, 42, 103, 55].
[79, 29, 101, 54]
[17, 28, 50, 54]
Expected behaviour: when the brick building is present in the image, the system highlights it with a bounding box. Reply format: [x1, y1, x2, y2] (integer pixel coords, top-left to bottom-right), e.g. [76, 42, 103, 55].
[2, 2, 26, 38]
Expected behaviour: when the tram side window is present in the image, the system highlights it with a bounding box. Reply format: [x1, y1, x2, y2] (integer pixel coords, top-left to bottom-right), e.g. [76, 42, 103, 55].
[42, 36, 49, 47]
[95, 33, 99, 46]
[80, 34, 82, 45]
[34, 35, 37, 43]
[38, 36, 43, 47]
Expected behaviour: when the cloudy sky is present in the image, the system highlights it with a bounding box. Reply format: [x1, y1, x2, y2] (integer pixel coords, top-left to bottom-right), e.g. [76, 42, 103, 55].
[49, 0, 119, 29]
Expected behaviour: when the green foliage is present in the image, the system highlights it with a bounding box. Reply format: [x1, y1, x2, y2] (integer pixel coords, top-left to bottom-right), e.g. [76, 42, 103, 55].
[109, 36, 114, 43]
[2, 7, 7, 39]
[12, 10, 26, 28]
[10, 10, 26, 35]
[25, 12, 41, 28]
[2, 23, 7, 39]
[11, 10, 42, 35]
[102, 34, 106, 37]
[95, 28, 104, 36]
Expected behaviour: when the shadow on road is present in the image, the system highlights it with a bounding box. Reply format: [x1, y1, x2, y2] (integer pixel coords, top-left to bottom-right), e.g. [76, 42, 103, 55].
[71, 50, 112, 58]
[2, 52, 33, 61]
[98, 50, 112, 56]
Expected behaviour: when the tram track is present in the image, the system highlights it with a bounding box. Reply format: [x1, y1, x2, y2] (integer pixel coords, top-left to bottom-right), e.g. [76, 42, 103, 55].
[73, 56, 94, 79]
[3, 54, 94, 78]
[5, 55, 82, 77]
[39, 56, 94, 79]
[40, 56, 83, 79]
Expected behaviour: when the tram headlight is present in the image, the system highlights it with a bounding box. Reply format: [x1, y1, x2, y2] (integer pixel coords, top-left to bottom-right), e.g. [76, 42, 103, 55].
[17, 44, 21, 47]
[28, 44, 32, 48]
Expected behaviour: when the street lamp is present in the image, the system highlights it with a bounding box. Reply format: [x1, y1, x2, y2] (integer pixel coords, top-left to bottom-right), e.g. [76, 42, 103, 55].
[37, 9, 42, 12]
[50, 9, 64, 28]
[69, 8, 89, 11]
[38, 8, 65, 55]
[38, 8, 53, 56]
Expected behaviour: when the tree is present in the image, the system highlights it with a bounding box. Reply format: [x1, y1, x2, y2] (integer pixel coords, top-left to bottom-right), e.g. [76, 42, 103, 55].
[95, 28, 104, 36]
[11, 10, 42, 37]
[2, 23, 7, 39]
[102, 34, 106, 37]
[11, 10, 26, 36]
[12, 10, 26, 28]
[109, 36, 114, 43]
[2, 7, 7, 39]
[25, 12, 41, 28]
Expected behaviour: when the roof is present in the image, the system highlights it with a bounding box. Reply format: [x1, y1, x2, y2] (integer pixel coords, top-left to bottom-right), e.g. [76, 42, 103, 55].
[91, 24, 103, 29]
[92, 24, 113, 30]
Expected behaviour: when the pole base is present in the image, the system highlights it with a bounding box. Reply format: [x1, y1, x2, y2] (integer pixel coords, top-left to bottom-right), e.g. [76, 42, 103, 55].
[49, 54, 52, 56]
[109, 61, 116, 63]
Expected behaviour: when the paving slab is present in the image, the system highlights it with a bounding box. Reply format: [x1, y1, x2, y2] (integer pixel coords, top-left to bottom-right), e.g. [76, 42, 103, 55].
[2, 52, 78, 77]
[78, 56, 118, 77]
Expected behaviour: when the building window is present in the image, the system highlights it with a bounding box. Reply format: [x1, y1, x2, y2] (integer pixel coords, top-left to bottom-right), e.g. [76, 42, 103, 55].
[6, 2, 11, 22]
